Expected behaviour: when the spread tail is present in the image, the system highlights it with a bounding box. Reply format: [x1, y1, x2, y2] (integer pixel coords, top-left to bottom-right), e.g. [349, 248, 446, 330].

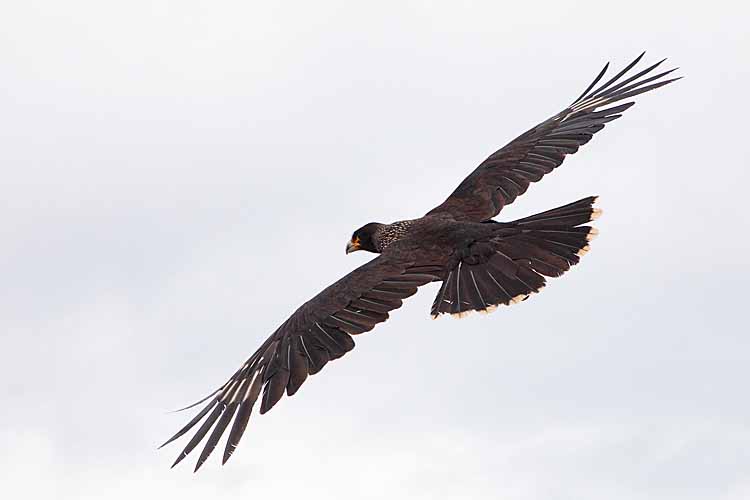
[431, 196, 600, 318]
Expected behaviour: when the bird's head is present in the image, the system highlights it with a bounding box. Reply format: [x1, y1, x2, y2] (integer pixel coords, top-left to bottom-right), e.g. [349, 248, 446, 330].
[346, 223, 384, 254]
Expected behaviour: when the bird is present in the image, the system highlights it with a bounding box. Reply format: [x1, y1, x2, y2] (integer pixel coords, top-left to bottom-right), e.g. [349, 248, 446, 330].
[160, 52, 679, 471]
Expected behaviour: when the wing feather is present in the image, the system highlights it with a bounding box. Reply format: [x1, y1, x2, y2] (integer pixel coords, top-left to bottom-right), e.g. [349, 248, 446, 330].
[426, 54, 679, 222]
[161, 256, 439, 470]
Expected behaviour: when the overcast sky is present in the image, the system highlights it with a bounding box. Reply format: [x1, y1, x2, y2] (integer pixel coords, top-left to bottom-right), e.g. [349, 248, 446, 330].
[2, 1, 749, 499]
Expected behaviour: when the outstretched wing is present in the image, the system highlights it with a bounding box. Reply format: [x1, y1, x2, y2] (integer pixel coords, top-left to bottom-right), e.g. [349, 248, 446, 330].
[160, 256, 440, 471]
[427, 53, 680, 222]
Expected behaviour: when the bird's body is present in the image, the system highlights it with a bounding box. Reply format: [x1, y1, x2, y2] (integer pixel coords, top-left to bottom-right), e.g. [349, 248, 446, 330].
[161, 53, 679, 471]
[374, 217, 488, 254]
[367, 218, 509, 272]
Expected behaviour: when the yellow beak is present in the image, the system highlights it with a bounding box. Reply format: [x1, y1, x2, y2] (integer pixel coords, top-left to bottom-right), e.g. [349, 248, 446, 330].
[346, 239, 360, 254]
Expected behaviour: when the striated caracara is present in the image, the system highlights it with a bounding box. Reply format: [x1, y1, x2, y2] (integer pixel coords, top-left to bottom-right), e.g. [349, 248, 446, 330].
[161, 53, 679, 471]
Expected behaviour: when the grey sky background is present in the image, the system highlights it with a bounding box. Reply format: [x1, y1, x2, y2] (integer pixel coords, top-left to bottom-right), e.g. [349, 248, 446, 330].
[2, 1, 749, 499]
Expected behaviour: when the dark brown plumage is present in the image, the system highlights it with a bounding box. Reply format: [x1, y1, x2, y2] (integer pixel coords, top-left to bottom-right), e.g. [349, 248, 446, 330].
[161, 53, 678, 471]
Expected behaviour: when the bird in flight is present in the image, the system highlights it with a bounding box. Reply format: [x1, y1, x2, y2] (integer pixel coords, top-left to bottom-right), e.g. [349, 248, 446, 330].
[161, 53, 678, 471]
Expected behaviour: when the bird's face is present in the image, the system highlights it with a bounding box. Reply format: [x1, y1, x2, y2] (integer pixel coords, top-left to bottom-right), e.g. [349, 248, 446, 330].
[346, 223, 382, 254]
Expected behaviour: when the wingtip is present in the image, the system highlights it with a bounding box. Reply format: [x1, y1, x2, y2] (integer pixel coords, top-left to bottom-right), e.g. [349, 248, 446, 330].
[631, 51, 646, 66]
[171, 453, 186, 469]
[168, 388, 221, 413]
[158, 434, 178, 450]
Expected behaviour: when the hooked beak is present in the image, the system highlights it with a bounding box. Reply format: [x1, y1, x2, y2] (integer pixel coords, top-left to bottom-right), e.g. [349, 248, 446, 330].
[346, 238, 361, 254]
